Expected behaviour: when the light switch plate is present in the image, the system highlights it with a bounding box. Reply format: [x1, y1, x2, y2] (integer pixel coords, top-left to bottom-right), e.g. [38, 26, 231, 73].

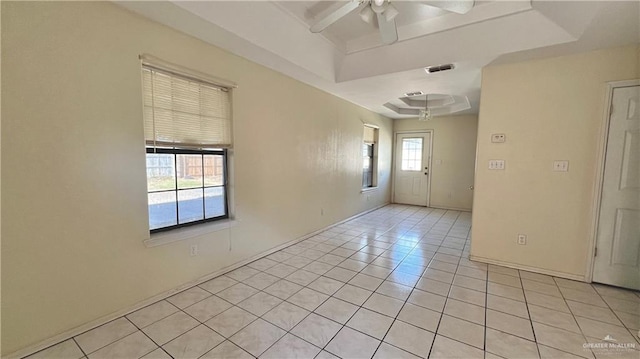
[489, 160, 505, 170]
[553, 160, 569, 172]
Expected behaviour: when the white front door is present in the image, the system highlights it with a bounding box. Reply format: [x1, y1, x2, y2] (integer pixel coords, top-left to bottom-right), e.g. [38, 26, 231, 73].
[593, 85, 640, 290]
[394, 132, 431, 206]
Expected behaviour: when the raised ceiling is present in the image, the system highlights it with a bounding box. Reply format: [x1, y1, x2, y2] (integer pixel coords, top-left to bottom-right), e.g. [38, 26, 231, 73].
[117, 1, 640, 119]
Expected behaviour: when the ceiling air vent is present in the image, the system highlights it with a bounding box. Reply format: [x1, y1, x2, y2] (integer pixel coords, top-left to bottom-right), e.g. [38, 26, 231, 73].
[425, 64, 455, 74]
[404, 91, 424, 97]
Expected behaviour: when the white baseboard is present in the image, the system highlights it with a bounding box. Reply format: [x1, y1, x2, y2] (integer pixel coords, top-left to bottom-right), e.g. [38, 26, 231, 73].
[429, 205, 472, 212]
[6, 202, 389, 359]
[469, 255, 586, 282]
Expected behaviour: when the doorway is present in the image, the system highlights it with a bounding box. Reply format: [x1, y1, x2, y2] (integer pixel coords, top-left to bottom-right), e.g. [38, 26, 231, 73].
[592, 83, 639, 290]
[393, 131, 432, 206]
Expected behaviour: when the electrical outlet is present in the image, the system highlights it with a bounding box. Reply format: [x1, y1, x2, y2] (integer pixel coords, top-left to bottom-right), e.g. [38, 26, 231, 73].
[491, 133, 506, 143]
[190, 244, 199, 256]
[517, 234, 527, 245]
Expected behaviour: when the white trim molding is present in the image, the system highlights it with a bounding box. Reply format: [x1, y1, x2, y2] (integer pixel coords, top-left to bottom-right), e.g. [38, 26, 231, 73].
[144, 219, 239, 248]
[361, 186, 380, 193]
[428, 205, 472, 212]
[470, 255, 585, 282]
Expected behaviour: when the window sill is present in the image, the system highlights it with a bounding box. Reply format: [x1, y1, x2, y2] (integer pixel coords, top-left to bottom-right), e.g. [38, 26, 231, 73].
[144, 219, 238, 248]
[361, 186, 379, 193]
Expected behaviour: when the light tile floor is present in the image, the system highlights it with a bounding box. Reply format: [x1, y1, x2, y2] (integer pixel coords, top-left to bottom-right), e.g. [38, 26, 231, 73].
[25, 205, 640, 359]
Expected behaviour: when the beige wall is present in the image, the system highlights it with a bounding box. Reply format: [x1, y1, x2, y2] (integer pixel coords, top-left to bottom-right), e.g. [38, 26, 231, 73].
[394, 115, 478, 211]
[0, 2, 393, 355]
[471, 45, 639, 278]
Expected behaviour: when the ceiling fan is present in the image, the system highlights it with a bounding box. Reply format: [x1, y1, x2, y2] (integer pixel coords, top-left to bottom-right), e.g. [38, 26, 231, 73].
[310, 0, 475, 45]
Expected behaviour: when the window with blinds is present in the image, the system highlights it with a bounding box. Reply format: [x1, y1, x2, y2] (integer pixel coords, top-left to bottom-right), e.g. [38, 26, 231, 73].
[363, 125, 379, 188]
[141, 59, 234, 233]
[142, 65, 232, 149]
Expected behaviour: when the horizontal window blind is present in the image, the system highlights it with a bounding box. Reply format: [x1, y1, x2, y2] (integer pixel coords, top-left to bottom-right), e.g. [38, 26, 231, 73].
[363, 125, 377, 144]
[142, 65, 232, 149]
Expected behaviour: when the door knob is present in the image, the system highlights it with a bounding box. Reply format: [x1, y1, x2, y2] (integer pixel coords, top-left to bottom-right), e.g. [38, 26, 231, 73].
[469, 186, 474, 190]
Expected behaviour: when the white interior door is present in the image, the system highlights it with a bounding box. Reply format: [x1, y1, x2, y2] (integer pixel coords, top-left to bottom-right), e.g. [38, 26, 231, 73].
[394, 132, 431, 206]
[593, 85, 640, 290]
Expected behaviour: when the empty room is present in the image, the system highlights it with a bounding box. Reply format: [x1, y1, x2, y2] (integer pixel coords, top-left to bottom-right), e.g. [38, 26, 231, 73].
[2, 1, 639, 359]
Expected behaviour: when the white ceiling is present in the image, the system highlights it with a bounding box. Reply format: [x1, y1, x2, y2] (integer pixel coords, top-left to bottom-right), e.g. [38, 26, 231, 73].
[118, 1, 640, 119]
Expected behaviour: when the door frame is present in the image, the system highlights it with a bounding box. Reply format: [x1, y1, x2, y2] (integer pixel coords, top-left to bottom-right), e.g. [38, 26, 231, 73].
[392, 130, 434, 207]
[585, 79, 640, 283]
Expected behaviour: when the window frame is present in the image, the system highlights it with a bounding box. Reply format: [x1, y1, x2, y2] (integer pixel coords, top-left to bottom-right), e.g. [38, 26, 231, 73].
[362, 125, 379, 190]
[363, 142, 375, 188]
[140, 55, 237, 237]
[400, 137, 424, 172]
[146, 147, 229, 233]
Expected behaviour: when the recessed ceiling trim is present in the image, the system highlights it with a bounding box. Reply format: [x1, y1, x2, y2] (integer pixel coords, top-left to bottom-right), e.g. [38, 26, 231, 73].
[386, 95, 470, 117]
[116, 0, 637, 119]
[338, 9, 577, 82]
[399, 94, 455, 108]
[346, 0, 534, 53]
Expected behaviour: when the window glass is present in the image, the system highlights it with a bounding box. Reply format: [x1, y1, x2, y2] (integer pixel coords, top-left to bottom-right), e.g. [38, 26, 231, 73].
[362, 125, 378, 189]
[146, 149, 228, 232]
[401, 138, 423, 171]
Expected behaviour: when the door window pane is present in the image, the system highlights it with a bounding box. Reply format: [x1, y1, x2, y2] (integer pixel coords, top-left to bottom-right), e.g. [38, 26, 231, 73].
[401, 138, 423, 171]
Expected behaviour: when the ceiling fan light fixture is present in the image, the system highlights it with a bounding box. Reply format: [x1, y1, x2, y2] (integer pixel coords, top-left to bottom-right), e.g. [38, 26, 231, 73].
[373, 0, 385, 7]
[418, 108, 432, 121]
[384, 4, 399, 21]
[359, 5, 375, 24]
[371, 0, 386, 14]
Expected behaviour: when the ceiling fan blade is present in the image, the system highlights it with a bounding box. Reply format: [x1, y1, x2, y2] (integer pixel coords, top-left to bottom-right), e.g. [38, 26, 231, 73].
[422, 0, 475, 14]
[377, 13, 398, 45]
[310, 1, 361, 33]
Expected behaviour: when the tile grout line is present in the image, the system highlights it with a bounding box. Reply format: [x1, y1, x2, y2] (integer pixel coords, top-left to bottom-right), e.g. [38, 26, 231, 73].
[483, 255, 489, 359]
[423, 211, 463, 359]
[250, 206, 429, 358]
[170, 207, 463, 358]
[588, 280, 640, 344]
[240, 207, 472, 358]
[369, 208, 449, 358]
[122, 315, 175, 359]
[71, 338, 88, 359]
[314, 207, 440, 357]
[517, 269, 541, 359]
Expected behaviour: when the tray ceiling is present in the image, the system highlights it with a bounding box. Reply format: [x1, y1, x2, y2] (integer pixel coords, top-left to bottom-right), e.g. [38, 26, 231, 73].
[117, 1, 640, 119]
